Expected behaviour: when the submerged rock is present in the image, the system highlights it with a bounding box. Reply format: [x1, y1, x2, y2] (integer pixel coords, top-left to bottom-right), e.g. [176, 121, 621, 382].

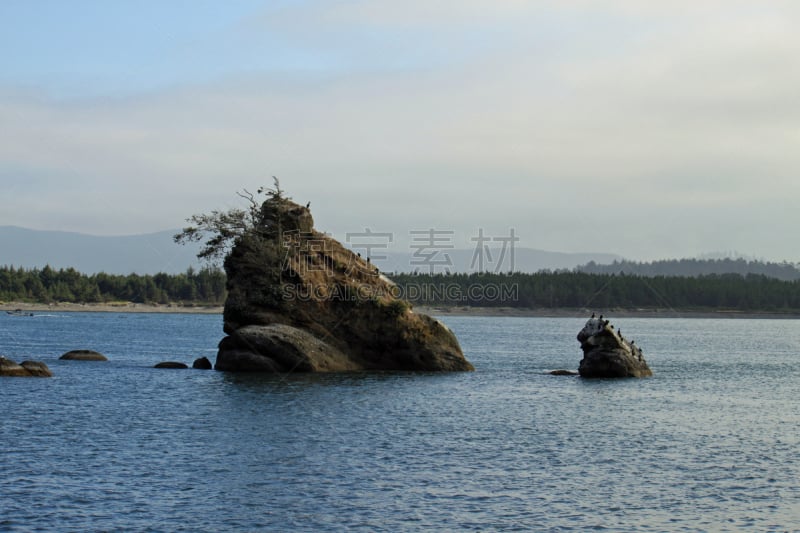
[549, 369, 578, 376]
[1, 356, 52, 377]
[577, 317, 652, 378]
[60, 350, 108, 361]
[216, 191, 473, 373]
[154, 361, 189, 369]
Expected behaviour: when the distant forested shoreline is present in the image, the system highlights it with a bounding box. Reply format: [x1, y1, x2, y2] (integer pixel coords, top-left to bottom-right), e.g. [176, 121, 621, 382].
[0, 265, 226, 305]
[391, 271, 800, 313]
[576, 257, 800, 281]
[3, 264, 800, 313]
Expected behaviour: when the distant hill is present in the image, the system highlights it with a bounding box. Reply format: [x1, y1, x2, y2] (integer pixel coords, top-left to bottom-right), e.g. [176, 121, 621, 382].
[576, 258, 800, 281]
[0, 226, 204, 274]
[364, 247, 623, 274]
[0, 226, 622, 275]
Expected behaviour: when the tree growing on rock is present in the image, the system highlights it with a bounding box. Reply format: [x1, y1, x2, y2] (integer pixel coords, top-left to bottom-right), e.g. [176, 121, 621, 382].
[174, 176, 312, 316]
[174, 177, 289, 262]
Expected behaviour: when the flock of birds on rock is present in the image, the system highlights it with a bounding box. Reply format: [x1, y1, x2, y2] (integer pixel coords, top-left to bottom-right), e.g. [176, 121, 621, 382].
[590, 312, 634, 346]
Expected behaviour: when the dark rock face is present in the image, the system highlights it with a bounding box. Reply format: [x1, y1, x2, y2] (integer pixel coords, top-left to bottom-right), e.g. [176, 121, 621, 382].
[60, 350, 108, 361]
[192, 357, 213, 370]
[1, 356, 53, 377]
[577, 317, 652, 378]
[154, 361, 189, 369]
[216, 195, 473, 373]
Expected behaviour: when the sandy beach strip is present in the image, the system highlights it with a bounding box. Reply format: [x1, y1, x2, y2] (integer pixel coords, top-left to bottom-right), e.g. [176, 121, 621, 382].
[3, 301, 799, 319]
[1, 301, 224, 314]
[412, 306, 800, 319]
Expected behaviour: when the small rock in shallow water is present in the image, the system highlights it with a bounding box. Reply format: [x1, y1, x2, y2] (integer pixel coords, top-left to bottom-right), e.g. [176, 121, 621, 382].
[60, 350, 108, 361]
[21, 360, 54, 377]
[192, 357, 212, 370]
[1, 356, 52, 377]
[154, 361, 189, 369]
[548, 369, 578, 376]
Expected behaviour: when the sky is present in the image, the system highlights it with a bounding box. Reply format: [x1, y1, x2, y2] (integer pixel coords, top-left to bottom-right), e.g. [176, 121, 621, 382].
[1, 0, 799, 262]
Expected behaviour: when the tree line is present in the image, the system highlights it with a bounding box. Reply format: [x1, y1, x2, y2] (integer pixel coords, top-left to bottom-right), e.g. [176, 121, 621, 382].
[576, 257, 800, 281]
[390, 271, 800, 312]
[0, 265, 226, 305]
[4, 265, 800, 312]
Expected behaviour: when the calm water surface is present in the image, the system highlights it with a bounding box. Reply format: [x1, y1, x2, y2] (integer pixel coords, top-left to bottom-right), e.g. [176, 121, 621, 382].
[1, 312, 799, 531]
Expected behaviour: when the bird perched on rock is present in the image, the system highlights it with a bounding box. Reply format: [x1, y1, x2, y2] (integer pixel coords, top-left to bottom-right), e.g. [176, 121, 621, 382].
[591, 312, 596, 318]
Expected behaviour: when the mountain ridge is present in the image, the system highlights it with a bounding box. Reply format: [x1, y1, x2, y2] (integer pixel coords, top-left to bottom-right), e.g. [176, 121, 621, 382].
[0, 225, 204, 275]
[576, 257, 800, 281]
[0, 225, 622, 275]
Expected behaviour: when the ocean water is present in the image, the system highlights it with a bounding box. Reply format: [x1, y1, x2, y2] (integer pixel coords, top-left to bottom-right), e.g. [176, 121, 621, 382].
[1, 312, 799, 532]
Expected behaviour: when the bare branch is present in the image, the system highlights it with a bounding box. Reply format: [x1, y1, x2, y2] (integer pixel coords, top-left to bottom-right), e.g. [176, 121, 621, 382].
[174, 181, 290, 263]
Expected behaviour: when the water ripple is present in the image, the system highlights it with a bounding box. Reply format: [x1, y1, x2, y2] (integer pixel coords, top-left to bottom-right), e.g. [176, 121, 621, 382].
[2, 314, 800, 530]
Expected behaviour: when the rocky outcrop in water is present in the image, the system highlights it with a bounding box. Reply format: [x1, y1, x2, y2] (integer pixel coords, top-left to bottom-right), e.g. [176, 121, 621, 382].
[215, 192, 473, 373]
[192, 357, 212, 370]
[60, 350, 108, 361]
[577, 316, 652, 378]
[0, 356, 53, 377]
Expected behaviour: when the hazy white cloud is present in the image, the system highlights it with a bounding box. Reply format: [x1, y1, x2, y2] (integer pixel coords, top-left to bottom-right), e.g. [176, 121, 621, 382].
[1, 1, 800, 260]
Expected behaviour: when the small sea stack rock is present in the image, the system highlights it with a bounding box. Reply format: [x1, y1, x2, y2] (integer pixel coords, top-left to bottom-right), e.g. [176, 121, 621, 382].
[577, 317, 652, 378]
[60, 350, 108, 361]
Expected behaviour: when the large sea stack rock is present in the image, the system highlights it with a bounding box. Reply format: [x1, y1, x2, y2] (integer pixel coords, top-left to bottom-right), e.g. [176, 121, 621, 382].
[1, 356, 53, 377]
[577, 317, 652, 378]
[216, 194, 473, 372]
